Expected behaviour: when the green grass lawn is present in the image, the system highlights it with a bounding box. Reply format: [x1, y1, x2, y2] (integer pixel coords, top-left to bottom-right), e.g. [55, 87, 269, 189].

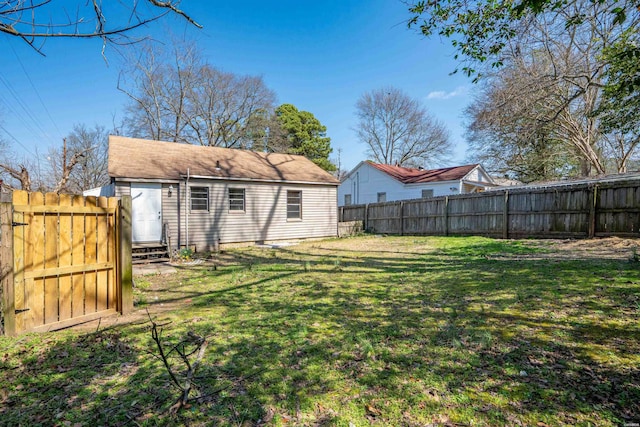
[1, 236, 639, 426]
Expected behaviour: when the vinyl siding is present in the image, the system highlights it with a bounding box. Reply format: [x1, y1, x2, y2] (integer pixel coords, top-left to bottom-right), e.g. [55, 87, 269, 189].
[165, 179, 337, 251]
[337, 163, 496, 206]
[114, 182, 131, 197]
[338, 163, 460, 205]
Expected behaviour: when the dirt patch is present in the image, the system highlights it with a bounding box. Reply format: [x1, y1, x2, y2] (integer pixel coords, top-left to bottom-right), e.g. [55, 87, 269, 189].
[311, 235, 640, 261]
[525, 236, 640, 260]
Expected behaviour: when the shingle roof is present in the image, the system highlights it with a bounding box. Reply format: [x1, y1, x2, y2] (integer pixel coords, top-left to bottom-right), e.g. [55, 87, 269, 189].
[108, 136, 340, 185]
[368, 162, 479, 184]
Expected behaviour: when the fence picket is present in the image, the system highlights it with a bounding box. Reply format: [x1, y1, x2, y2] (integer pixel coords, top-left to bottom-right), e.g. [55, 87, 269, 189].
[339, 179, 640, 238]
[84, 196, 98, 315]
[96, 197, 108, 312]
[44, 193, 60, 325]
[12, 191, 28, 333]
[71, 195, 85, 317]
[58, 194, 73, 322]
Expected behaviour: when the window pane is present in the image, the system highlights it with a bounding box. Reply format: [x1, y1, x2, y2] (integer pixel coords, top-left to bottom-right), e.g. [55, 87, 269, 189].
[344, 194, 352, 205]
[229, 188, 245, 211]
[422, 189, 434, 198]
[190, 187, 209, 211]
[377, 192, 386, 203]
[287, 190, 301, 219]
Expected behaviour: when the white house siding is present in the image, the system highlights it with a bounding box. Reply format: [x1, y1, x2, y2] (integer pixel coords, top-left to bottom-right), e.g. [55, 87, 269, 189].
[464, 167, 492, 184]
[406, 181, 463, 198]
[170, 179, 336, 251]
[338, 164, 402, 205]
[338, 163, 463, 206]
[466, 168, 481, 182]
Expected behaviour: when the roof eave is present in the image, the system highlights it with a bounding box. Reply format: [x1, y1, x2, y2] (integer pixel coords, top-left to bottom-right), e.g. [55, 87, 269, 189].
[181, 174, 340, 186]
[340, 160, 369, 182]
[405, 178, 462, 186]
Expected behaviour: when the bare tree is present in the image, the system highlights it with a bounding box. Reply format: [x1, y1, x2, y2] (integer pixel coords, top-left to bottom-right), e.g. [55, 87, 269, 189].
[49, 124, 110, 194]
[466, 0, 640, 179]
[119, 42, 277, 148]
[0, 161, 33, 191]
[0, 136, 93, 194]
[119, 43, 199, 143]
[355, 86, 451, 167]
[466, 68, 581, 182]
[0, 1, 200, 55]
[47, 139, 87, 194]
[186, 67, 276, 148]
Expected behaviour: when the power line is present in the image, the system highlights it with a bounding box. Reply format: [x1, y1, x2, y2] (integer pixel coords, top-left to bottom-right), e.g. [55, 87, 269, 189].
[0, 34, 58, 153]
[0, 74, 51, 142]
[0, 123, 38, 158]
[8, 41, 63, 138]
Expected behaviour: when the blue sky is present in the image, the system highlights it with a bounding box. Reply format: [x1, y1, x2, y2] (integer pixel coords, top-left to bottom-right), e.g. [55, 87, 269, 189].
[0, 0, 473, 172]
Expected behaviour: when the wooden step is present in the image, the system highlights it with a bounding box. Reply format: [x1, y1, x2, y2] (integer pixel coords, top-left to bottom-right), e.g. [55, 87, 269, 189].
[132, 243, 170, 264]
[133, 257, 171, 265]
[132, 250, 169, 257]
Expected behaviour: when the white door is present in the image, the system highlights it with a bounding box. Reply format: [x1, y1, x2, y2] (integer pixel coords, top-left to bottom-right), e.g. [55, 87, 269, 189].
[131, 183, 162, 243]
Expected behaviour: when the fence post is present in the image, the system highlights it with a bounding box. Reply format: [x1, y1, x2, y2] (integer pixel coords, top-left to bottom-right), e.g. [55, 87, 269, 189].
[588, 185, 598, 238]
[364, 204, 369, 232]
[119, 195, 133, 314]
[400, 201, 404, 236]
[1, 199, 15, 336]
[444, 196, 449, 236]
[503, 190, 510, 239]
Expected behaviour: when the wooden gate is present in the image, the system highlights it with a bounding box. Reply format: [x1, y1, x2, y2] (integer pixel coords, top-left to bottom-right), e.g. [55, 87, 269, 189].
[1, 191, 133, 335]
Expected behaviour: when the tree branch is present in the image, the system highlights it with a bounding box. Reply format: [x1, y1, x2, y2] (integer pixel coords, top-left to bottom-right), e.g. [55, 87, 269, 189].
[0, 1, 202, 55]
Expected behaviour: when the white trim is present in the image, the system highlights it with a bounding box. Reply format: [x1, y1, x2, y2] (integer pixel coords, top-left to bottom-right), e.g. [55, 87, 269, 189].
[179, 174, 339, 187]
[405, 179, 461, 187]
[114, 177, 181, 184]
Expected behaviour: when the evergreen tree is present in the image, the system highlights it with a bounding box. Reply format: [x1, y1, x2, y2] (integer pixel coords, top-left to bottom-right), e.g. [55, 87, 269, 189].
[271, 104, 335, 172]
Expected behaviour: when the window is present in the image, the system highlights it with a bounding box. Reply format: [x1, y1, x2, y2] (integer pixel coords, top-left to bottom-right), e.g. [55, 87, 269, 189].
[344, 194, 352, 205]
[422, 189, 434, 198]
[377, 192, 386, 203]
[287, 190, 302, 220]
[190, 186, 209, 211]
[229, 188, 245, 212]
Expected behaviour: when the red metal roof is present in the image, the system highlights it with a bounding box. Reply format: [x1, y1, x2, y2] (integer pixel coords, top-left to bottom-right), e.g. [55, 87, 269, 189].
[367, 162, 479, 184]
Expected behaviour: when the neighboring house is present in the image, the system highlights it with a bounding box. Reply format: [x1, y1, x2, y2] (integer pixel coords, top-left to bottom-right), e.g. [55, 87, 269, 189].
[107, 136, 340, 251]
[338, 161, 496, 206]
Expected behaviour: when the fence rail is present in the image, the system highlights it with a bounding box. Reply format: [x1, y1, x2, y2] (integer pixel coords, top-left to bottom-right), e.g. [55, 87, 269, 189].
[339, 179, 640, 239]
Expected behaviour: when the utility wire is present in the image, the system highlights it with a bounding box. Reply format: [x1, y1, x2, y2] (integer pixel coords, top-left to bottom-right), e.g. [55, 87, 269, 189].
[9, 41, 63, 138]
[0, 34, 57, 153]
[0, 74, 51, 139]
[0, 123, 38, 158]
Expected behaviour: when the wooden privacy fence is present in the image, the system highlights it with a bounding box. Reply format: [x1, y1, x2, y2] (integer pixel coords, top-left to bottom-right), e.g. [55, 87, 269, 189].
[1, 191, 133, 336]
[339, 179, 640, 239]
